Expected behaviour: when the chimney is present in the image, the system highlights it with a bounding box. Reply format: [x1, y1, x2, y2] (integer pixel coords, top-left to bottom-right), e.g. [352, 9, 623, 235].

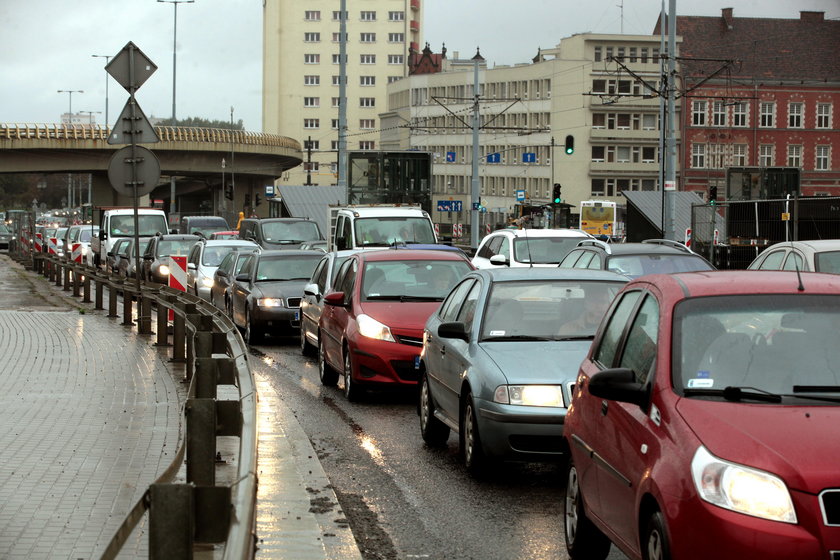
[800, 11, 825, 23]
[721, 7, 734, 29]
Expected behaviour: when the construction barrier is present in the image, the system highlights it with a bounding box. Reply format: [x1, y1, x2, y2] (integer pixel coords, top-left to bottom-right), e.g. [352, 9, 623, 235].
[34, 233, 42, 253]
[48, 237, 58, 255]
[71, 243, 83, 264]
[168, 255, 188, 320]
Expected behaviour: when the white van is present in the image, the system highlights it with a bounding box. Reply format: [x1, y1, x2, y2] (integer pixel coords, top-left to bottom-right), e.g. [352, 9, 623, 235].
[91, 207, 169, 269]
[330, 205, 437, 251]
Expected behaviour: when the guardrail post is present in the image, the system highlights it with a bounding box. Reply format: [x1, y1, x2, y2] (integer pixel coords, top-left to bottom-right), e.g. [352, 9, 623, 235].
[94, 276, 104, 310]
[149, 484, 194, 560]
[82, 272, 91, 303]
[55, 262, 63, 287]
[172, 312, 186, 363]
[108, 280, 120, 318]
[186, 398, 216, 486]
[138, 296, 152, 334]
[195, 330, 213, 359]
[122, 287, 133, 326]
[194, 358, 217, 399]
[72, 268, 81, 298]
[63, 265, 71, 292]
[156, 302, 170, 346]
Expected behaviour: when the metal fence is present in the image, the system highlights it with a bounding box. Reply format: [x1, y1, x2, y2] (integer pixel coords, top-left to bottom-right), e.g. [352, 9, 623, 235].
[691, 196, 840, 270]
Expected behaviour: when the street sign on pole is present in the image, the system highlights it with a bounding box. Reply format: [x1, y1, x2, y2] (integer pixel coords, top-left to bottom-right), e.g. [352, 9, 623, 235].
[105, 42, 158, 92]
[108, 99, 159, 145]
[107, 145, 161, 198]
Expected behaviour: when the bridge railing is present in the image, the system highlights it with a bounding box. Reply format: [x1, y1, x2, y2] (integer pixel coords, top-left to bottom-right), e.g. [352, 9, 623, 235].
[0, 123, 300, 149]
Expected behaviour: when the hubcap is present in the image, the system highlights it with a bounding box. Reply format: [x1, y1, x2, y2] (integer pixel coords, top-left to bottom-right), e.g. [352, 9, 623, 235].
[420, 379, 430, 429]
[565, 466, 580, 545]
[647, 527, 663, 560]
[464, 403, 475, 462]
[344, 352, 352, 395]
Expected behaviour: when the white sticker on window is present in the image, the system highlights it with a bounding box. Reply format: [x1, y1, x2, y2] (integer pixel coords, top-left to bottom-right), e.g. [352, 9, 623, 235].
[687, 378, 714, 389]
[489, 330, 506, 336]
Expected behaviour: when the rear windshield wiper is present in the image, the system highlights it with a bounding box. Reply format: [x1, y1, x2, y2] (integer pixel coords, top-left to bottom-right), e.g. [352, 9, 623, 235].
[683, 386, 782, 403]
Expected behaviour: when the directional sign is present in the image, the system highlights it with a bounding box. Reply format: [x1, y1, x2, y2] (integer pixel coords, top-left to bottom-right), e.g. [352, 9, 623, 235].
[105, 41, 158, 92]
[107, 145, 161, 197]
[108, 99, 159, 145]
[522, 152, 536, 163]
[436, 200, 463, 212]
[486, 153, 501, 163]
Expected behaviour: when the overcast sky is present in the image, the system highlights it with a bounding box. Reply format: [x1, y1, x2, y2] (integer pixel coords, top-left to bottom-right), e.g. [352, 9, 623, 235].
[1, 0, 837, 133]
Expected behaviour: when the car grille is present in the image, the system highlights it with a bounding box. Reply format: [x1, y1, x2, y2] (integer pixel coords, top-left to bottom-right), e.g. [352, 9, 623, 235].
[821, 489, 840, 526]
[390, 360, 421, 382]
[509, 435, 565, 454]
[287, 297, 302, 308]
[396, 334, 423, 347]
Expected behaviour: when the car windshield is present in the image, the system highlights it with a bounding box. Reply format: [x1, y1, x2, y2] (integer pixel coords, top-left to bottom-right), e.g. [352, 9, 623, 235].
[110, 215, 167, 236]
[815, 251, 840, 274]
[256, 255, 321, 281]
[512, 237, 584, 264]
[354, 217, 436, 246]
[202, 245, 239, 266]
[362, 259, 472, 300]
[260, 221, 321, 243]
[78, 228, 98, 242]
[674, 294, 840, 401]
[157, 240, 195, 257]
[607, 254, 713, 278]
[0, 225, 9, 234]
[480, 280, 624, 341]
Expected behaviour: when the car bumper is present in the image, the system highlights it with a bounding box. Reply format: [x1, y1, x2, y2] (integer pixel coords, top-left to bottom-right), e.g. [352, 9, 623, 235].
[252, 306, 301, 332]
[197, 285, 212, 301]
[349, 336, 423, 387]
[476, 399, 567, 460]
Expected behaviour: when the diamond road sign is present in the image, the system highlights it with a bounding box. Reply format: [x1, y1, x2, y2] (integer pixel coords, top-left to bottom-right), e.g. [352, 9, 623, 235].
[105, 42, 157, 92]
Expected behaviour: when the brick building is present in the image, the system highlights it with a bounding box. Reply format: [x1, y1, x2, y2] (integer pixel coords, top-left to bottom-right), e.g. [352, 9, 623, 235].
[660, 9, 840, 198]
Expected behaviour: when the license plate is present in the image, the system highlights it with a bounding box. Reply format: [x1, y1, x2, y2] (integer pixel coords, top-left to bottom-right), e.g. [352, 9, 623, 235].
[294, 309, 300, 321]
[414, 355, 421, 369]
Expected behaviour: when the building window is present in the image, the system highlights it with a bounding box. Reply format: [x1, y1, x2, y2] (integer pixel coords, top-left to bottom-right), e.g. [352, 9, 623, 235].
[332, 32, 348, 43]
[591, 146, 605, 162]
[712, 101, 727, 127]
[816, 103, 831, 129]
[304, 32, 320, 42]
[359, 97, 376, 108]
[642, 179, 656, 191]
[303, 162, 319, 172]
[388, 32, 405, 43]
[760, 102, 775, 128]
[331, 119, 339, 130]
[359, 141, 375, 150]
[642, 146, 656, 163]
[787, 145, 802, 168]
[594, 46, 602, 62]
[388, 76, 401, 83]
[332, 11, 347, 21]
[616, 47, 625, 61]
[388, 11, 405, 21]
[388, 54, 404, 64]
[332, 75, 342, 86]
[591, 179, 605, 196]
[592, 79, 606, 93]
[360, 119, 375, 129]
[360, 54, 376, 64]
[605, 47, 614, 61]
[303, 97, 319, 108]
[304, 10, 320, 21]
[592, 113, 606, 128]
[788, 102, 803, 128]
[816, 146, 830, 170]
[360, 76, 375, 86]
[303, 139, 320, 150]
[691, 143, 706, 168]
[360, 11, 376, 21]
[303, 119, 320, 129]
[709, 144, 726, 169]
[759, 144, 774, 167]
[640, 48, 649, 63]
[304, 54, 320, 64]
[304, 75, 320, 86]
[692, 100, 707, 126]
[642, 113, 657, 130]
[629, 47, 637, 62]
[332, 54, 342, 64]
[331, 140, 339, 150]
[733, 144, 747, 166]
[332, 97, 340, 108]
[617, 146, 631, 163]
[360, 32, 376, 43]
[733, 102, 747, 127]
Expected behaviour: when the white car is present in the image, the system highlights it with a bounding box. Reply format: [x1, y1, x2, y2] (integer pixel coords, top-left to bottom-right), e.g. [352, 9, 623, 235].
[747, 239, 840, 274]
[471, 228, 592, 269]
[186, 239, 259, 300]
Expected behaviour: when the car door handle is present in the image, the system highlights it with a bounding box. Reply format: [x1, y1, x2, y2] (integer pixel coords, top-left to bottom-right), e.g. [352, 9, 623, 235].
[601, 400, 609, 416]
[439, 346, 446, 356]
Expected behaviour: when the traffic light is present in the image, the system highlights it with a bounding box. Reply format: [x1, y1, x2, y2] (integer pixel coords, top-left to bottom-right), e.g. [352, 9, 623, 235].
[224, 183, 233, 200]
[552, 183, 562, 204]
[255, 193, 262, 206]
[564, 134, 574, 155]
[709, 185, 718, 202]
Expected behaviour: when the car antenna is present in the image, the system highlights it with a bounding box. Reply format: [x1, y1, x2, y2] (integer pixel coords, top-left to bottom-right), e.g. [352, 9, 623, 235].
[522, 226, 534, 267]
[784, 200, 804, 291]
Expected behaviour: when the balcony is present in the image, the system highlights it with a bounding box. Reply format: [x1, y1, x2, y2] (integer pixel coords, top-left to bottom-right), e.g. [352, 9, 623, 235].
[410, 41, 419, 53]
[411, 0, 420, 10]
[410, 20, 420, 32]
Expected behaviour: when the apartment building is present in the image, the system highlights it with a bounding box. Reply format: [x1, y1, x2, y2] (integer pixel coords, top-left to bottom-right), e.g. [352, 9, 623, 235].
[381, 33, 672, 230]
[262, 0, 422, 186]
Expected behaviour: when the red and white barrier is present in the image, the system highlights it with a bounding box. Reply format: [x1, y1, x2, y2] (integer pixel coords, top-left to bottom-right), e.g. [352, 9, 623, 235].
[453, 223, 463, 238]
[71, 243, 83, 263]
[168, 256, 188, 320]
[34, 233, 43, 253]
[48, 237, 58, 255]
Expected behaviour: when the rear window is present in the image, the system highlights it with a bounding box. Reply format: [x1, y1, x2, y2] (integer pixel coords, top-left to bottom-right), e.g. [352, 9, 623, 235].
[607, 254, 713, 278]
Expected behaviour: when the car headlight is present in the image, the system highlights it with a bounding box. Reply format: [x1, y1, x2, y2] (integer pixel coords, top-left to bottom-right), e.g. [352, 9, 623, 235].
[81, 246, 89, 256]
[257, 297, 284, 307]
[690, 445, 796, 524]
[357, 313, 396, 342]
[200, 277, 214, 288]
[158, 264, 170, 276]
[493, 385, 565, 407]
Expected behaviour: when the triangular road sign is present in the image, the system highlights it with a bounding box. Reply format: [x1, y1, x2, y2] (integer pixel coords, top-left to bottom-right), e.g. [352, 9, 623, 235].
[108, 99, 160, 145]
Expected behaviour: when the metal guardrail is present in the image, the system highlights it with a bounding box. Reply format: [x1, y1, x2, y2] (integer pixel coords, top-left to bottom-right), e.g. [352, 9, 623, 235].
[24, 250, 258, 560]
[0, 122, 300, 149]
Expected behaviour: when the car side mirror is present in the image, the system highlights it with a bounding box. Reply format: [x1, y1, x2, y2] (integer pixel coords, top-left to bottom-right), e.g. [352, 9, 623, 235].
[323, 291, 347, 307]
[489, 254, 508, 266]
[587, 368, 649, 408]
[235, 273, 250, 282]
[437, 321, 470, 342]
[187, 262, 197, 270]
[216, 269, 228, 278]
[304, 283, 320, 297]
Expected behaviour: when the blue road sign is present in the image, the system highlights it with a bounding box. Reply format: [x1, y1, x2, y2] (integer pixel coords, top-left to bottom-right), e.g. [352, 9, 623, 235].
[522, 152, 536, 163]
[446, 151, 456, 162]
[486, 153, 501, 163]
[516, 189, 525, 201]
[436, 200, 463, 212]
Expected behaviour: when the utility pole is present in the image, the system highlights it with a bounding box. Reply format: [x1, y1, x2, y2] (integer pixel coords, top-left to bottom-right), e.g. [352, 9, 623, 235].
[305, 136, 313, 186]
[91, 54, 112, 128]
[337, 0, 348, 190]
[470, 48, 484, 250]
[663, 0, 677, 240]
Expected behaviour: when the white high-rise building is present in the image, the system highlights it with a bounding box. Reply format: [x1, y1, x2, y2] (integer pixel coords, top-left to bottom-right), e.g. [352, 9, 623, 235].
[263, 0, 422, 186]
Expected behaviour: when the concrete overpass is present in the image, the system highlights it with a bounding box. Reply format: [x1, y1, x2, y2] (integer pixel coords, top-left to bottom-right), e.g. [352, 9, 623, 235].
[0, 123, 303, 223]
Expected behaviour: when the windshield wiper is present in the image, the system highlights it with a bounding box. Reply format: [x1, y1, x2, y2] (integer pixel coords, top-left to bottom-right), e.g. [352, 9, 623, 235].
[365, 295, 403, 301]
[552, 335, 596, 341]
[483, 335, 553, 342]
[793, 385, 840, 393]
[683, 386, 782, 403]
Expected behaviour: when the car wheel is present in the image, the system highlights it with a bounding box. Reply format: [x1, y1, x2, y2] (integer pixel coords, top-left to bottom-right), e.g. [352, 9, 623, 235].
[419, 373, 450, 446]
[461, 393, 488, 475]
[563, 454, 611, 560]
[300, 323, 316, 357]
[318, 336, 339, 386]
[245, 307, 263, 344]
[642, 511, 671, 560]
[343, 348, 362, 402]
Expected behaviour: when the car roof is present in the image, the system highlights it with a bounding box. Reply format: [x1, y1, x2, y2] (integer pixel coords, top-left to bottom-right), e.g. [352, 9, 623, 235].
[473, 267, 629, 283]
[257, 249, 325, 258]
[357, 248, 471, 263]
[632, 270, 840, 298]
[492, 228, 592, 239]
[341, 206, 427, 217]
[201, 239, 257, 247]
[767, 239, 840, 252]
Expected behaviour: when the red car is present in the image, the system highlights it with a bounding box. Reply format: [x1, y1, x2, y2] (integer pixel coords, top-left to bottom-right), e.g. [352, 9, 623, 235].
[319, 249, 474, 401]
[564, 270, 840, 560]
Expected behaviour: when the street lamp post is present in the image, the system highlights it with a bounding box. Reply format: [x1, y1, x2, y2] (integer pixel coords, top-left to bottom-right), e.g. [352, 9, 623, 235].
[80, 110, 101, 126]
[57, 89, 83, 124]
[91, 54, 112, 129]
[158, 0, 195, 127]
